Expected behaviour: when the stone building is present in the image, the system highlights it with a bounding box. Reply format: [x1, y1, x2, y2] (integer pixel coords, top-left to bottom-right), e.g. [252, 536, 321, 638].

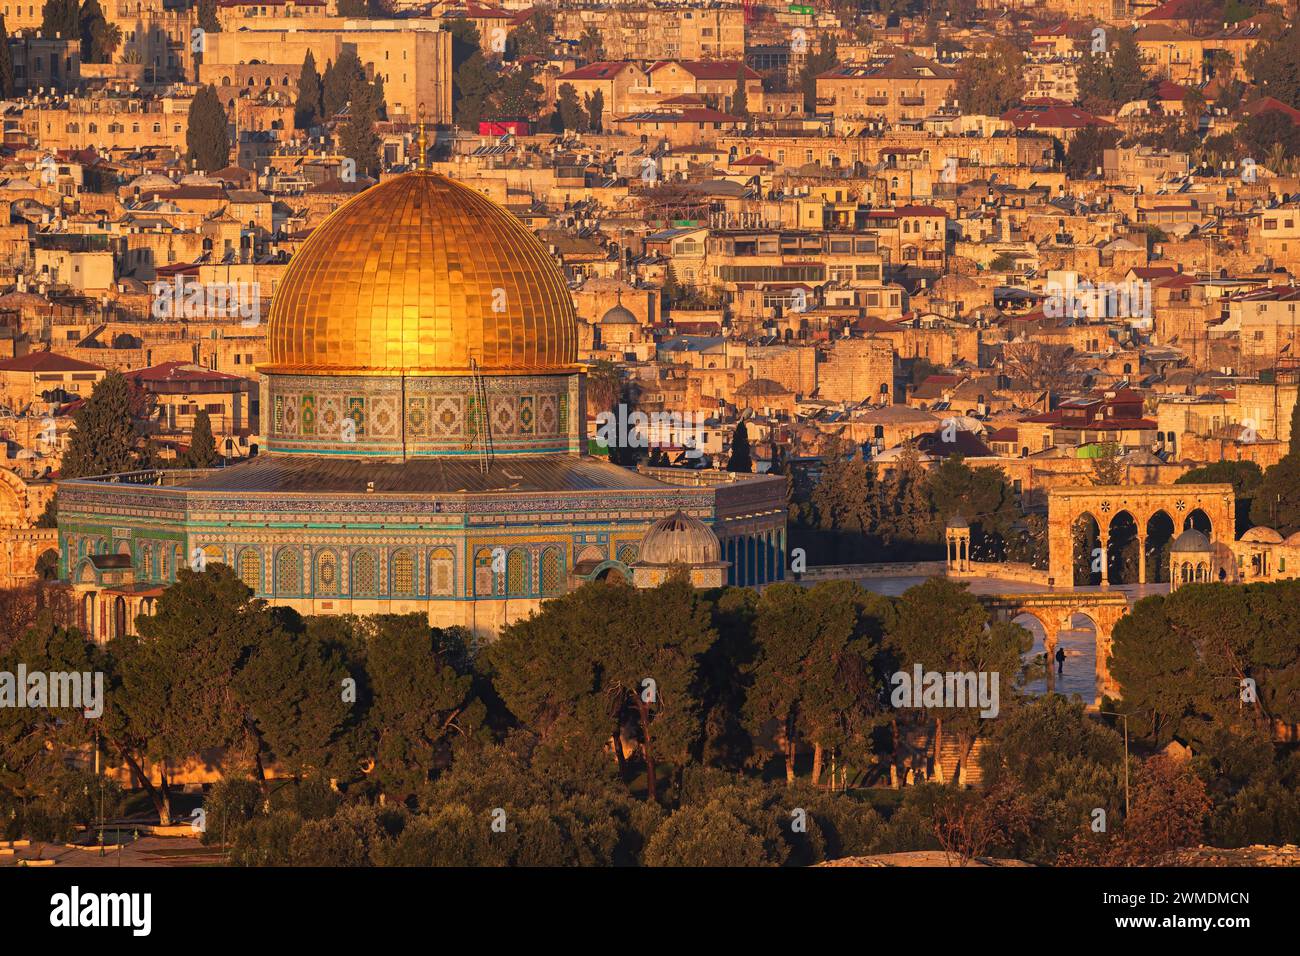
[817, 337, 896, 405]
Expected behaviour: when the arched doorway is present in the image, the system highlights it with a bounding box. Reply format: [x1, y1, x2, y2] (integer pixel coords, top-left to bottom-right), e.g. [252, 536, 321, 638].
[113, 596, 127, 640]
[1072, 512, 1101, 586]
[1107, 511, 1139, 585]
[1144, 511, 1174, 584]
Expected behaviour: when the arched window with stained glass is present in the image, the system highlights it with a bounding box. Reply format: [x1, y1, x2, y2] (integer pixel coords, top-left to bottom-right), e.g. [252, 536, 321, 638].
[352, 550, 378, 597]
[616, 542, 639, 566]
[275, 548, 301, 595]
[506, 548, 530, 596]
[238, 548, 263, 592]
[540, 547, 563, 595]
[316, 551, 339, 593]
[391, 549, 416, 596]
[140, 545, 153, 581]
[429, 547, 454, 596]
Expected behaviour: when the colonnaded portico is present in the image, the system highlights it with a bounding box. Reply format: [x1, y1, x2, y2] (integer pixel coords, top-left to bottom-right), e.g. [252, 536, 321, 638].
[1047, 484, 1236, 587]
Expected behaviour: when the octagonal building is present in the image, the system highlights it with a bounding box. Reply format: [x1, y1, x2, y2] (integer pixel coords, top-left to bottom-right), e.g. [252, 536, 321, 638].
[57, 170, 788, 641]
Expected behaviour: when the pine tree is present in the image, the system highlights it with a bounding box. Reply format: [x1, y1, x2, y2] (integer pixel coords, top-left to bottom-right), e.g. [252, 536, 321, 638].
[339, 73, 381, 178]
[492, 64, 543, 118]
[1111, 32, 1149, 105]
[186, 84, 230, 172]
[0, 16, 13, 98]
[294, 50, 323, 130]
[182, 409, 219, 468]
[60, 371, 146, 479]
[452, 50, 493, 128]
[1250, 398, 1300, 534]
[727, 421, 753, 473]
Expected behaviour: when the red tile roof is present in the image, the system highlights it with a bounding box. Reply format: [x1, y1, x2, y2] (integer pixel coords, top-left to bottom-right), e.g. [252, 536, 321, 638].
[0, 352, 105, 373]
[559, 61, 633, 80]
[1001, 103, 1113, 130]
[650, 60, 761, 80]
[126, 361, 246, 384]
[1240, 96, 1300, 125]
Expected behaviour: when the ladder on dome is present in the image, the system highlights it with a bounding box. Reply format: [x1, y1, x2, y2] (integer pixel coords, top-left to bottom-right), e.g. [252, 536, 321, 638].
[466, 358, 494, 476]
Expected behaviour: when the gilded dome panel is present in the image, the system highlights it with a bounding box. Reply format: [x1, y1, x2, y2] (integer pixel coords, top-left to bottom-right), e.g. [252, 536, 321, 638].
[264, 171, 579, 376]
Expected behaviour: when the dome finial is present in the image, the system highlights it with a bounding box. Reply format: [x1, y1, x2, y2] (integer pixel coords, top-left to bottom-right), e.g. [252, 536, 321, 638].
[416, 102, 427, 171]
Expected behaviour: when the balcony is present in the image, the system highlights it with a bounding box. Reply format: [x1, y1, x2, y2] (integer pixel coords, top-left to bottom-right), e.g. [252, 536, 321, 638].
[899, 95, 926, 106]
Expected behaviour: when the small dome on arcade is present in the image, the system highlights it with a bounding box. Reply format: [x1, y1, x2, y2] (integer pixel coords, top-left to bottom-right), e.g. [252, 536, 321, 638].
[1170, 528, 1212, 553]
[638, 510, 723, 566]
[1240, 526, 1283, 544]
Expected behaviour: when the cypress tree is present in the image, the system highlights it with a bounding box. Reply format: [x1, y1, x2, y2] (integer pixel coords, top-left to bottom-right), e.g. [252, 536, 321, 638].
[0, 16, 13, 98]
[732, 62, 749, 119]
[182, 409, 220, 468]
[197, 0, 219, 33]
[78, 0, 105, 62]
[728, 421, 753, 473]
[186, 84, 230, 172]
[371, 71, 387, 122]
[40, 0, 78, 40]
[584, 88, 603, 132]
[322, 49, 363, 120]
[294, 49, 323, 130]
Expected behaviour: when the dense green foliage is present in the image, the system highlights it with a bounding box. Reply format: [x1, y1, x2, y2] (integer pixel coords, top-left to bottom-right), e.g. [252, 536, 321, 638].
[4, 549, 1297, 865]
[59, 371, 154, 479]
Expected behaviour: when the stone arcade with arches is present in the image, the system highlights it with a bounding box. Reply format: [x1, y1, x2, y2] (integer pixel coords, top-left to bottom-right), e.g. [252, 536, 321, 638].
[1047, 484, 1235, 588]
[980, 591, 1130, 704]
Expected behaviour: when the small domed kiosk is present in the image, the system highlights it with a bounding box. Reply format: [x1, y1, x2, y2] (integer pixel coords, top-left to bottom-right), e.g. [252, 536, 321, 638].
[1170, 528, 1214, 591]
[632, 510, 729, 588]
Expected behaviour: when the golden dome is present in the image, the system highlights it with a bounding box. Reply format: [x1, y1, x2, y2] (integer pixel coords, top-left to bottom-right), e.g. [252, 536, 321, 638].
[263, 171, 578, 376]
